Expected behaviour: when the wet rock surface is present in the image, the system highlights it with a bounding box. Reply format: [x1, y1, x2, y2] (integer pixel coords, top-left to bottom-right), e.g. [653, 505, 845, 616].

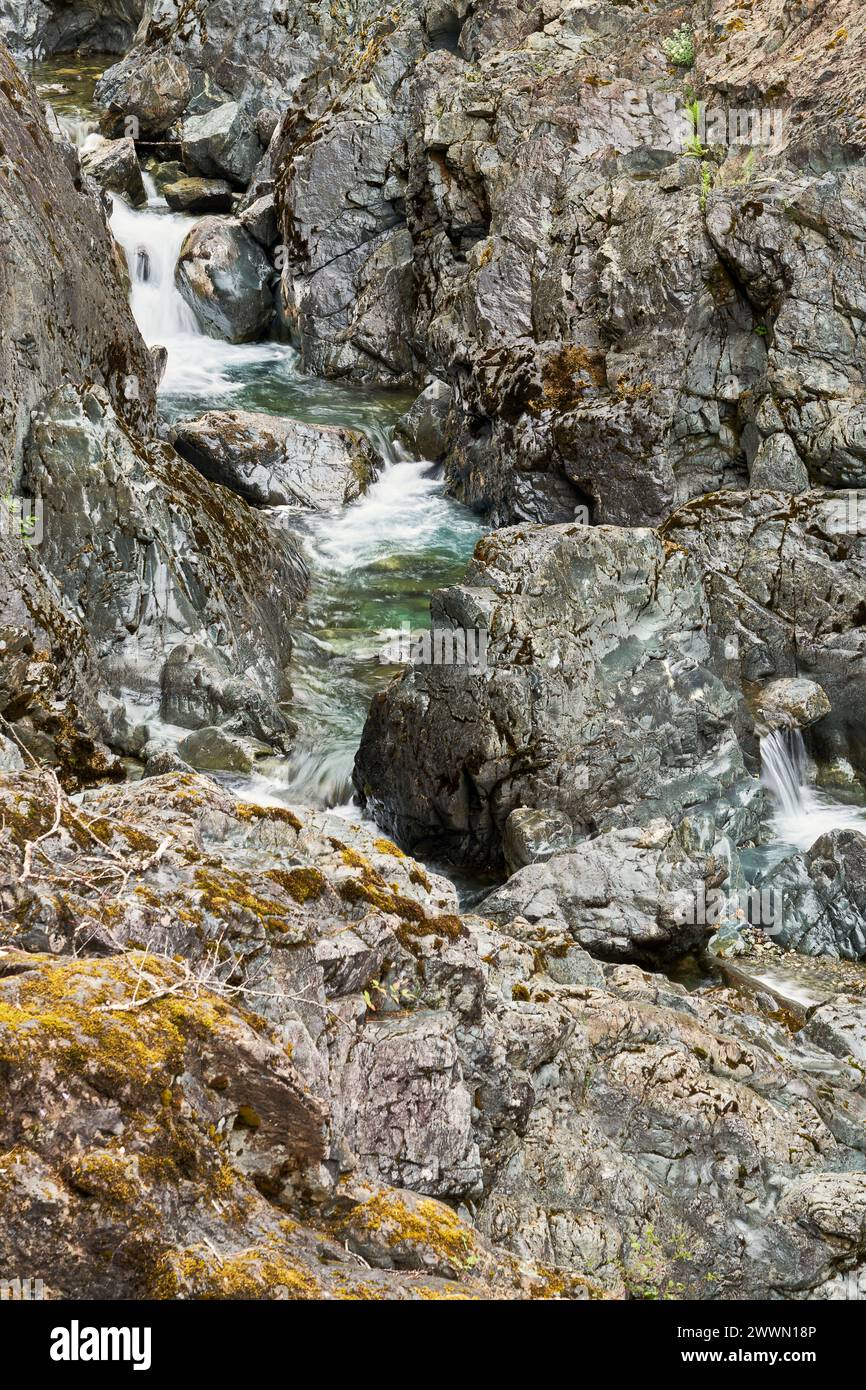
[80, 134, 146, 205]
[0, 0, 143, 58]
[355, 521, 758, 870]
[0, 44, 155, 481]
[24, 384, 308, 752]
[173, 410, 378, 510]
[755, 678, 832, 734]
[662, 491, 866, 779]
[176, 217, 274, 343]
[764, 830, 866, 961]
[163, 176, 233, 214]
[3, 3, 866, 1304]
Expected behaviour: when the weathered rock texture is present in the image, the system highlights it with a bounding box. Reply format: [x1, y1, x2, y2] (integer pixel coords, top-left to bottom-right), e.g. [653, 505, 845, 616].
[84, 3, 866, 521]
[355, 521, 759, 873]
[662, 491, 866, 782]
[176, 217, 274, 343]
[0, 45, 308, 776]
[1, 767, 865, 1300]
[0, 45, 155, 483]
[173, 410, 378, 509]
[0, 0, 143, 58]
[25, 385, 308, 750]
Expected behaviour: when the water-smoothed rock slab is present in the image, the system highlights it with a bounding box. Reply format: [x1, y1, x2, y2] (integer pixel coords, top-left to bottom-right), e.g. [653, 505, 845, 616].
[173, 410, 378, 509]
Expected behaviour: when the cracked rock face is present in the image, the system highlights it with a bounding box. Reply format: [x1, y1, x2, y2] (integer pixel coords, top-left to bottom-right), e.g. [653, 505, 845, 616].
[764, 830, 866, 961]
[24, 384, 308, 751]
[1, 768, 866, 1300]
[662, 490, 866, 781]
[479, 819, 744, 966]
[0, 45, 156, 485]
[72, 3, 866, 526]
[355, 521, 759, 872]
[0, 0, 143, 58]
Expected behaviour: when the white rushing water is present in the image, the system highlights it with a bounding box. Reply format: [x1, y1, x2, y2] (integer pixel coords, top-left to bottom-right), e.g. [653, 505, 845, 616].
[104, 166, 484, 810]
[761, 728, 866, 850]
[109, 184, 289, 398]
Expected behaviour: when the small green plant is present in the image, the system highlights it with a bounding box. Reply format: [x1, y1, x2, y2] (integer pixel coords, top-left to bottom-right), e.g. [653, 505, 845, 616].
[623, 1223, 693, 1300]
[663, 27, 695, 69]
[682, 98, 709, 158]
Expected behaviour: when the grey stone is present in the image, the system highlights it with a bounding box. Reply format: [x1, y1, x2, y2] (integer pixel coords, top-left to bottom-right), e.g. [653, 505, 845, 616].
[395, 379, 452, 461]
[163, 176, 233, 213]
[503, 807, 574, 875]
[356, 522, 756, 869]
[173, 410, 378, 509]
[764, 830, 866, 960]
[23, 384, 308, 749]
[81, 135, 146, 206]
[176, 217, 273, 343]
[755, 678, 831, 732]
[180, 102, 262, 188]
[238, 193, 277, 247]
[176, 726, 259, 773]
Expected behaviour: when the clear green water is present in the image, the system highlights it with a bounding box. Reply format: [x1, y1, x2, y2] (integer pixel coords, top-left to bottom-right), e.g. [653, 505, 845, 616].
[34, 56, 485, 816]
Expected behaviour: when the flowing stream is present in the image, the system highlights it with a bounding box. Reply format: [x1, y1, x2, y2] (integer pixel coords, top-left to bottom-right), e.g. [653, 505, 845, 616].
[38, 60, 483, 821]
[760, 728, 866, 851]
[32, 58, 866, 889]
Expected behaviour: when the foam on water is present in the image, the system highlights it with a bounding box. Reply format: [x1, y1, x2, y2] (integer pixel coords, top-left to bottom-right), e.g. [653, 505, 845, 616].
[761, 727, 866, 850]
[105, 161, 484, 811]
[109, 190, 292, 398]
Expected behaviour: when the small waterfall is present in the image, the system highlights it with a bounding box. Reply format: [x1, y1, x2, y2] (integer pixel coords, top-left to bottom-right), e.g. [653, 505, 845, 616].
[761, 726, 866, 849]
[54, 110, 98, 149]
[760, 728, 807, 819]
[109, 193, 199, 345]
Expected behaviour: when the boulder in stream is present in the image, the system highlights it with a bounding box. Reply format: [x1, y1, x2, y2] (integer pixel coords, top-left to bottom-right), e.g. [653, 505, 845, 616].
[481, 819, 743, 966]
[763, 828, 866, 960]
[355, 521, 759, 870]
[755, 678, 831, 733]
[80, 134, 146, 206]
[180, 101, 262, 188]
[163, 176, 234, 214]
[176, 217, 273, 343]
[173, 409, 378, 509]
[96, 48, 191, 138]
